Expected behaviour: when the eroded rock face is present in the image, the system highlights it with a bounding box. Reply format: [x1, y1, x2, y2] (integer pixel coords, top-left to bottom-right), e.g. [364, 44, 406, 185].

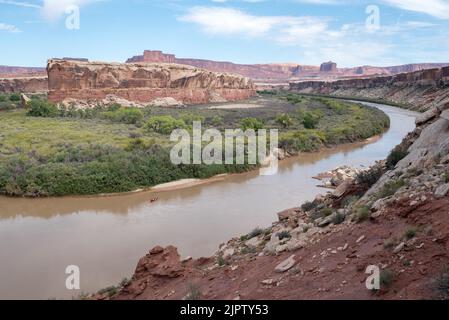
[290, 66, 449, 112]
[0, 77, 48, 93]
[47, 59, 256, 106]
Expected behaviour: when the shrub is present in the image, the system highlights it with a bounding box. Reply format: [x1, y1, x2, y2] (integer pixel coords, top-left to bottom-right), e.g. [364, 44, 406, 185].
[404, 226, 418, 240]
[321, 207, 334, 217]
[0, 94, 6, 102]
[180, 113, 205, 125]
[301, 201, 317, 212]
[27, 100, 59, 117]
[357, 166, 384, 187]
[240, 117, 264, 131]
[211, 116, 223, 126]
[145, 116, 186, 134]
[276, 113, 293, 128]
[103, 108, 143, 124]
[276, 231, 291, 241]
[185, 284, 201, 300]
[332, 212, 346, 225]
[9, 93, 21, 102]
[0, 101, 16, 111]
[380, 269, 395, 289]
[354, 206, 370, 223]
[378, 179, 406, 199]
[301, 111, 320, 129]
[341, 195, 360, 208]
[125, 138, 147, 152]
[386, 147, 409, 169]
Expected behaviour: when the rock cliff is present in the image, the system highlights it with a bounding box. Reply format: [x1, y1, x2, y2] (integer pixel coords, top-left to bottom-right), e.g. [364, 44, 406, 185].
[126, 51, 449, 81]
[47, 59, 256, 106]
[290, 67, 449, 112]
[0, 76, 48, 93]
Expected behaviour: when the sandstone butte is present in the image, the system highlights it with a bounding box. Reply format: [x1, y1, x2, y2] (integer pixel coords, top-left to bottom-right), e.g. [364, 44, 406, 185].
[46, 59, 256, 106]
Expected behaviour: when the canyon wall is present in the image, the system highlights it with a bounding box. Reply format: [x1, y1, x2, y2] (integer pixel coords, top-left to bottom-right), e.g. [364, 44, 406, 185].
[47, 59, 256, 105]
[290, 67, 449, 112]
[126, 51, 449, 81]
[127, 50, 306, 80]
[0, 77, 48, 93]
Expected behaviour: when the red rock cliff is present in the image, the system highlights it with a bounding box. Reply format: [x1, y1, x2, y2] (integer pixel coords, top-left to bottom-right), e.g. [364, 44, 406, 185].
[290, 67, 449, 112]
[47, 59, 256, 105]
[0, 76, 48, 93]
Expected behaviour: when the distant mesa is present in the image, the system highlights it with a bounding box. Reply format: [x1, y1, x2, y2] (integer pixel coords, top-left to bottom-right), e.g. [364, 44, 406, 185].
[320, 61, 337, 72]
[62, 57, 89, 62]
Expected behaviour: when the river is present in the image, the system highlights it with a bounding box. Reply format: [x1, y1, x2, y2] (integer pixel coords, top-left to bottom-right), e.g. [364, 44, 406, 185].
[0, 102, 418, 299]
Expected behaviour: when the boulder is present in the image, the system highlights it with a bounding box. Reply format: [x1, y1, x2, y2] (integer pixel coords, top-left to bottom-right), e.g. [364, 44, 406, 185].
[275, 255, 297, 273]
[415, 107, 439, 125]
[435, 183, 449, 198]
[20, 93, 31, 108]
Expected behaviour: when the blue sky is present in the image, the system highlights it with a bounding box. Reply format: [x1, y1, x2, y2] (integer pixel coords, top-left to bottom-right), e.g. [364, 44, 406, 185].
[0, 0, 448, 67]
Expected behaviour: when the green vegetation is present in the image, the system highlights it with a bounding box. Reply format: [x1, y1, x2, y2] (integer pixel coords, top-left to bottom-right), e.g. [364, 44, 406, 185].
[276, 231, 291, 241]
[404, 226, 418, 240]
[386, 146, 409, 169]
[275, 113, 293, 128]
[145, 115, 186, 134]
[185, 284, 202, 300]
[240, 227, 264, 241]
[357, 166, 384, 187]
[0, 93, 390, 197]
[0, 93, 22, 111]
[377, 179, 406, 199]
[240, 117, 264, 131]
[380, 269, 395, 288]
[353, 206, 371, 223]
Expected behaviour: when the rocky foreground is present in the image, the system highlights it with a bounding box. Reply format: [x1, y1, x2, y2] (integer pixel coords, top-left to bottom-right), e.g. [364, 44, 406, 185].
[92, 71, 449, 301]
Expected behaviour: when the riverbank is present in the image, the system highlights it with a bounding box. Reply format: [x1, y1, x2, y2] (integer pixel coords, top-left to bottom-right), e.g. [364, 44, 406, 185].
[0, 94, 389, 197]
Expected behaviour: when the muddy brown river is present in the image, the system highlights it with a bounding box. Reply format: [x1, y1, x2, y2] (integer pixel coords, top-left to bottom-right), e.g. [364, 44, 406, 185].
[0, 102, 418, 299]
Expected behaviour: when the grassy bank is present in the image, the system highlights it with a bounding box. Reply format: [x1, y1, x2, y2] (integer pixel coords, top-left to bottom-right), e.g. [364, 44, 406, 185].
[0, 93, 390, 197]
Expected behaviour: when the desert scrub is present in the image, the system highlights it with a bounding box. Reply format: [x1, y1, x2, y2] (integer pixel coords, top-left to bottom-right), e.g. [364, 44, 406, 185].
[353, 206, 371, 223]
[185, 284, 201, 300]
[145, 115, 187, 134]
[377, 179, 406, 199]
[357, 166, 384, 187]
[386, 146, 409, 169]
[404, 226, 418, 240]
[380, 269, 395, 289]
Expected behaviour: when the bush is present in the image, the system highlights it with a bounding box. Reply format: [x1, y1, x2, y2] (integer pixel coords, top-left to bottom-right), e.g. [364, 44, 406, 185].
[27, 100, 59, 117]
[301, 111, 320, 129]
[404, 226, 418, 240]
[301, 201, 317, 212]
[321, 207, 334, 217]
[9, 93, 21, 102]
[332, 212, 346, 225]
[211, 116, 223, 127]
[276, 113, 293, 128]
[357, 166, 384, 187]
[354, 206, 370, 223]
[444, 173, 449, 183]
[240, 117, 264, 131]
[380, 269, 395, 289]
[0, 101, 16, 111]
[276, 231, 291, 241]
[378, 179, 406, 199]
[103, 108, 143, 124]
[145, 116, 186, 134]
[386, 147, 409, 169]
[0, 94, 6, 102]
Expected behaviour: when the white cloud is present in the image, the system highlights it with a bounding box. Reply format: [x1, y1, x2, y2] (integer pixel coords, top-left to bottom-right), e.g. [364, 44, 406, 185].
[0, 0, 40, 8]
[383, 0, 449, 19]
[179, 6, 328, 38]
[0, 22, 21, 33]
[41, 0, 103, 21]
[179, 6, 409, 66]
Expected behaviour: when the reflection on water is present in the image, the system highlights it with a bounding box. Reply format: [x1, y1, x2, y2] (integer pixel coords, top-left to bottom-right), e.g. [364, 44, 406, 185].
[0, 103, 418, 299]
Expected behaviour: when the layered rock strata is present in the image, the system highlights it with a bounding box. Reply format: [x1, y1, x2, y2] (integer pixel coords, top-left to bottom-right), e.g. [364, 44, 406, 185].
[290, 67, 449, 112]
[47, 59, 256, 106]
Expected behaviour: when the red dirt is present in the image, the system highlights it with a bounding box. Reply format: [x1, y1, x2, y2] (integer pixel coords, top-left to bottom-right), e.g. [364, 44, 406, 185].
[111, 195, 449, 301]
